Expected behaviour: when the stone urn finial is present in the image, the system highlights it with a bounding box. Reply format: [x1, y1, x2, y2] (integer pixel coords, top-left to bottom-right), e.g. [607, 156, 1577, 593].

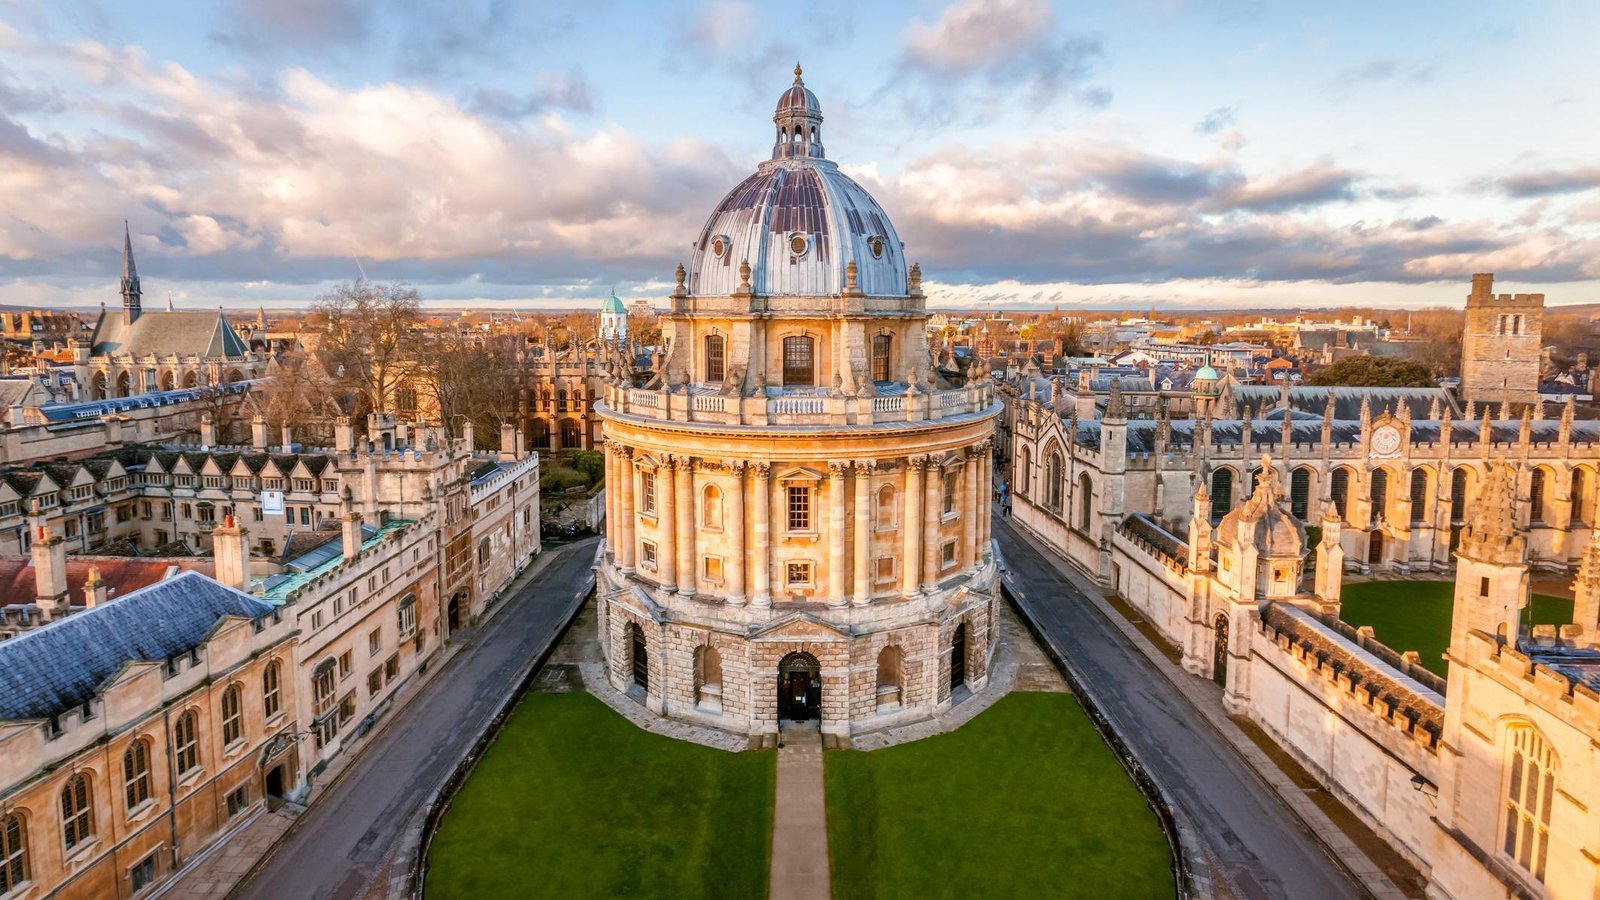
[674, 262, 687, 295]
[738, 258, 752, 293]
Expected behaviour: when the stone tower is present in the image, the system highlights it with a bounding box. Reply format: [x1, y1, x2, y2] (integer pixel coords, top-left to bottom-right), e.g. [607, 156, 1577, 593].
[1459, 273, 1543, 407]
[1449, 463, 1528, 654]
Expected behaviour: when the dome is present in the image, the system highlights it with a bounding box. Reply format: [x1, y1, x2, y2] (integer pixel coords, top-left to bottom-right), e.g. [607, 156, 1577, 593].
[600, 292, 626, 314]
[1214, 462, 1306, 558]
[687, 66, 909, 298]
[1194, 365, 1218, 382]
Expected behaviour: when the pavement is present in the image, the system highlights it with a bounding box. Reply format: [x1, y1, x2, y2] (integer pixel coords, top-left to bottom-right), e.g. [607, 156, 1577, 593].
[181, 537, 600, 900]
[994, 514, 1378, 900]
[769, 721, 830, 900]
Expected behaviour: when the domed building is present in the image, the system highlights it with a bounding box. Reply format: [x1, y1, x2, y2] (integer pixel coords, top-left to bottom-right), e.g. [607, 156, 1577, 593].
[596, 67, 1001, 738]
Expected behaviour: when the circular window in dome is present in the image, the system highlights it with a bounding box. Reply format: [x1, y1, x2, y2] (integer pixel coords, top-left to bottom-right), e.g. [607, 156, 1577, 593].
[710, 235, 728, 259]
[789, 233, 809, 257]
[868, 236, 885, 259]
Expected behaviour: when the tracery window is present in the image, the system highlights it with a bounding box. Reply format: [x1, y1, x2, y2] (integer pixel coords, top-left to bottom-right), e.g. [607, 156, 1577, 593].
[1503, 725, 1556, 882]
[1210, 469, 1233, 520]
[123, 740, 152, 811]
[221, 684, 243, 746]
[60, 774, 93, 851]
[1370, 469, 1389, 523]
[1410, 469, 1428, 523]
[0, 813, 26, 893]
[263, 660, 282, 719]
[174, 710, 199, 776]
[1046, 452, 1064, 513]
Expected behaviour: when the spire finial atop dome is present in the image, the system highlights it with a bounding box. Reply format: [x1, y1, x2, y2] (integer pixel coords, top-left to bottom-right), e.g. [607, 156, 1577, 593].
[794, 61, 803, 81]
[773, 65, 824, 160]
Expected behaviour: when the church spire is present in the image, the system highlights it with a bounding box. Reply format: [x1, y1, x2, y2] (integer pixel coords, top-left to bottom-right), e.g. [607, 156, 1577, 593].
[120, 221, 142, 324]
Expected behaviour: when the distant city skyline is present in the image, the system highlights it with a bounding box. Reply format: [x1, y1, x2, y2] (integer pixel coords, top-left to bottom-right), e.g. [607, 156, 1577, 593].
[1, 0, 1597, 310]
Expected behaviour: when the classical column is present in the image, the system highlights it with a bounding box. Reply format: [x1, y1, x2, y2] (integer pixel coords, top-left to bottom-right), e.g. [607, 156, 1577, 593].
[901, 456, 925, 597]
[658, 457, 678, 592]
[922, 459, 942, 592]
[727, 461, 747, 605]
[961, 449, 979, 568]
[604, 442, 619, 558]
[827, 462, 848, 608]
[980, 442, 993, 556]
[618, 446, 636, 571]
[676, 456, 696, 598]
[852, 460, 873, 606]
[751, 462, 771, 607]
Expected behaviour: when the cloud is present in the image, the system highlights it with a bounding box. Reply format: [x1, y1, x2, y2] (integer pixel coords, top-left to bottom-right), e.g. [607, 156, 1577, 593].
[894, 0, 1106, 120]
[1321, 57, 1435, 97]
[1195, 106, 1236, 135]
[467, 71, 596, 120]
[1211, 164, 1359, 213]
[1496, 166, 1600, 198]
[217, 0, 373, 49]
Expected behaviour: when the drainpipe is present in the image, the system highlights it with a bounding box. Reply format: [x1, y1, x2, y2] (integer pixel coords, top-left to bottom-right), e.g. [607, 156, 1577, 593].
[162, 704, 181, 870]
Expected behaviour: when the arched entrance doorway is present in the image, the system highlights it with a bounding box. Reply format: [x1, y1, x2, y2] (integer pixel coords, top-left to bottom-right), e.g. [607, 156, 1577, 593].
[950, 623, 968, 692]
[1368, 531, 1384, 566]
[447, 592, 464, 632]
[777, 651, 821, 722]
[1212, 614, 1229, 687]
[628, 623, 649, 691]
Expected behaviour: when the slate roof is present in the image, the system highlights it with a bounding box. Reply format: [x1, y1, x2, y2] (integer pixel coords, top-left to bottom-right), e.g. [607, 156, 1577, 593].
[89, 309, 249, 359]
[1227, 385, 1457, 419]
[0, 571, 275, 721]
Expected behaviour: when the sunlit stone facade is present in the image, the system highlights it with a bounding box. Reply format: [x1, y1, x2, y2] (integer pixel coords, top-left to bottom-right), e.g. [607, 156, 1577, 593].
[596, 68, 1001, 738]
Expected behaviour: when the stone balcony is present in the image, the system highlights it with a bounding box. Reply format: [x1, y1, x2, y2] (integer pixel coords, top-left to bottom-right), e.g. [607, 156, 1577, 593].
[601, 379, 997, 430]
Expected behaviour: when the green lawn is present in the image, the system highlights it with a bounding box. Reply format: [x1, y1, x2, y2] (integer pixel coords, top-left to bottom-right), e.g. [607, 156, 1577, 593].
[1339, 581, 1573, 678]
[825, 692, 1175, 900]
[426, 691, 775, 899]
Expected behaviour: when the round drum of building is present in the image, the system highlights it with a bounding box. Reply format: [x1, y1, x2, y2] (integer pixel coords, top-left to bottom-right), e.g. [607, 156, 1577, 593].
[595, 67, 1001, 739]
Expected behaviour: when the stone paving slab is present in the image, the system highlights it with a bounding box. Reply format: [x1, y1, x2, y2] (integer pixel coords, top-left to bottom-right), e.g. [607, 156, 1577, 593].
[769, 722, 829, 900]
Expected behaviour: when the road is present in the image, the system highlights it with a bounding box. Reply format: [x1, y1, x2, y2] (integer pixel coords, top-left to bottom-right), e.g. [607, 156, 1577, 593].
[233, 538, 599, 900]
[994, 517, 1365, 900]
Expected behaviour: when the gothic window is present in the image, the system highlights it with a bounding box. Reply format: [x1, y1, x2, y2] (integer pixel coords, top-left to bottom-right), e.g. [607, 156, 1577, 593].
[1451, 468, 1469, 523]
[174, 710, 199, 776]
[312, 661, 337, 718]
[1530, 468, 1547, 524]
[702, 484, 723, 529]
[1046, 452, 1064, 514]
[1210, 469, 1233, 521]
[559, 419, 580, 449]
[782, 336, 815, 387]
[704, 335, 726, 383]
[1503, 725, 1556, 882]
[123, 740, 152, 812]
[640, 471, 656, 515]
[787, 485, 811, 531]
[221, 684, 243, 746]
[1573, 468, 1591, 525]
[871, 334, 892, 383]
[1290, 468, 1311, 521]
[0, 812, 26, 893]
[1077, 473, 1093, 530]
[1331, 468, 1350, 520]
[60, 774, 93, 851]
[875, 485, 896, 528]
[263, 660, 282, 719]
[1410, 469, 1428, 523]
[1370, 469, 1389, 523]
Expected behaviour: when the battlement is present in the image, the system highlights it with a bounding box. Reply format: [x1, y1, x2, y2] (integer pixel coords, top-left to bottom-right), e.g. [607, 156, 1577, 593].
[1467, 273, 1545, 309]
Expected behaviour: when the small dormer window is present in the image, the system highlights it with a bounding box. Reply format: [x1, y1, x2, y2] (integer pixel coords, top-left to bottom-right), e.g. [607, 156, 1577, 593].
[789, 233, 809, 257]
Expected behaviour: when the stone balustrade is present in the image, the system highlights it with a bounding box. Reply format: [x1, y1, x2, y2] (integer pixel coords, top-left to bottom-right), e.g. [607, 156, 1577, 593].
[607, 380, 995, 429]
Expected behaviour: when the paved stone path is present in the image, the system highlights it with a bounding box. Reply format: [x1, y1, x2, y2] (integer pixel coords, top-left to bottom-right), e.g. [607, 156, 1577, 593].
[769, 722, 830, 900]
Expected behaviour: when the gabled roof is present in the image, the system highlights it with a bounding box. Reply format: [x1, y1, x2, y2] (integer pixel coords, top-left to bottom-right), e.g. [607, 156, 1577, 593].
[0, 571, 274, 721]
[89, 309, 249, 359]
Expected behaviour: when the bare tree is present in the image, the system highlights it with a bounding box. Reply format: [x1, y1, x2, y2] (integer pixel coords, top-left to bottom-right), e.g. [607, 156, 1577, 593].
[310, 281, 423, 417]
[416, 332, 521, 447]
[255, 349, 348, 444]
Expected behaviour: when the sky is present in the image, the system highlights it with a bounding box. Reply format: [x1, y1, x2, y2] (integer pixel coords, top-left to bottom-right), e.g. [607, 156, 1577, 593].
[0, 0, 1598, 312]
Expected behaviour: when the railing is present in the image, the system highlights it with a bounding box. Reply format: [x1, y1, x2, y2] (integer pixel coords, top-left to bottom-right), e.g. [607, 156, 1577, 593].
[872, 396, 904, 413]
[692, 395, 727, 413]
[772, 397, 824, 415]
[607, 382, 997, 429]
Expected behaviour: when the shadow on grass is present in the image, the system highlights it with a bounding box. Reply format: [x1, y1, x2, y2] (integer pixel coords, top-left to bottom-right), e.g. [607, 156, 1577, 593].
[1340, 581, 1572, 678]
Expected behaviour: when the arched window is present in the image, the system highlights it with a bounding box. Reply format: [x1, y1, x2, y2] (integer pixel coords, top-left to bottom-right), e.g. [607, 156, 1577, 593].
[1530, 468, 1547, 524]
[263, 660, 282, 719]
[1290, 468, 1311, 521]
[557, 389, 568, 412]
[60, 774, 93, 851]
[116, 371, 131, 398]
[1451, 468, 1469, 523]
[1331, 468, 1350, 520]
[693, 645, 722, 710]
[1046, 452, 1065, 513]
[478, 537, 492, 566]
[627, 622, 648, 690]
[871, 334, 892, 383]
[1573, 468, 1592, 525]
[0, 812, 27, 893]
[1210, 469, 1233, 521]
[876, 645, 904, 708]
[702, 484, 723, 529]
[704, 334, 726, 383]
[782, 336, 815, 386]
[221, 684, 243, 746]
[1015, 447, 1030, 498]
[1370, 469, 1389, 523]
[174, 710, 199, 775]
[1077, 473, 1093, 529]
[1410, 469, 1429, 523]
[1503, 725, 1556, 882]
[875, 484, 896, 528]
[123, 740, 152, 811]
[559, 419, 580, 449]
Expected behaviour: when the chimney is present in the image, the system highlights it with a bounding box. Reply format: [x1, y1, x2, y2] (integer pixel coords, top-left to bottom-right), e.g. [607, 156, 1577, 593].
[463, 420, 475, 451]
[335, 416, 354, 453]
[212, 514, 251, 592]
[31, 517, 68, 618]
[280, 424, 293, 454]
[252, 415, 269, 449]
[84, 566, 107, 607]
[200, 412, 216, 446]
[500, 422, 517, 461]
[341, 488, 363, 559]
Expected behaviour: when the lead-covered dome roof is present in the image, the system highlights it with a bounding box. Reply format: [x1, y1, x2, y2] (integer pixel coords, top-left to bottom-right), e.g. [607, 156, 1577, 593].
[687, 66, 909, 299]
